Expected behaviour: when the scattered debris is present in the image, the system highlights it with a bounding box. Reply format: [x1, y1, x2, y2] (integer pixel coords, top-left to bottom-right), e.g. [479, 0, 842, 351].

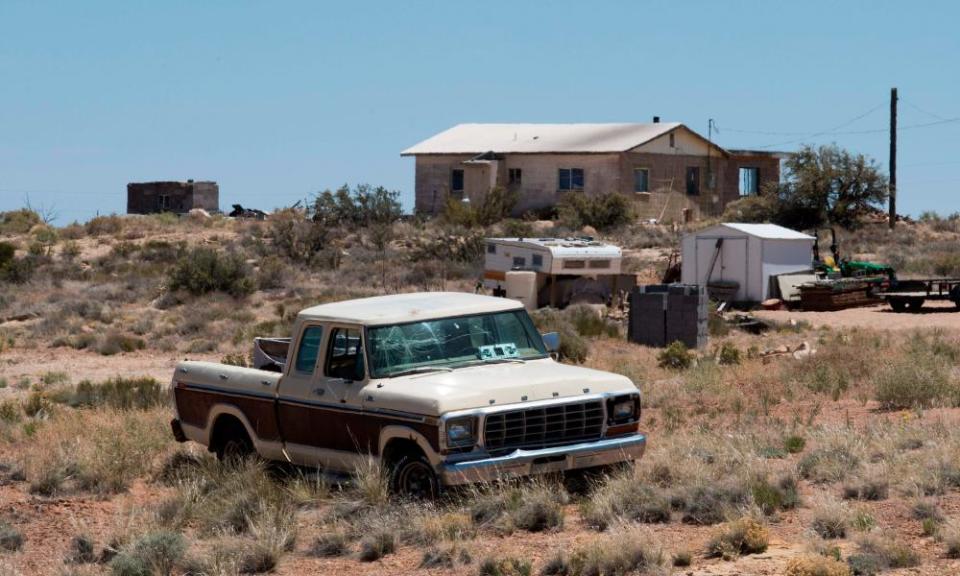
[228, 204, 268, 220]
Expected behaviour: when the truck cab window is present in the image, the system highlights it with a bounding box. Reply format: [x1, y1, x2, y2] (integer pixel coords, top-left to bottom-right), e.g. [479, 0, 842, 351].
[295, 326, 324, 374]
[326, 327, 365, 381]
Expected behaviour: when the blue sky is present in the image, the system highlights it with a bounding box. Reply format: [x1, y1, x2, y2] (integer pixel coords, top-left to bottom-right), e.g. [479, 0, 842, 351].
[1, 1, 958, 223]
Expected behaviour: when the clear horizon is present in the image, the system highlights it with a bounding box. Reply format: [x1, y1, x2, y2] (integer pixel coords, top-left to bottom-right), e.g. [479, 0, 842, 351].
[2, 1, 958, 223]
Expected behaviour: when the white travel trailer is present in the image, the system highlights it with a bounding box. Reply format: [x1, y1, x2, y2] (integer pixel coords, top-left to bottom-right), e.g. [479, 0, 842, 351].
[483, 237, 626, 308]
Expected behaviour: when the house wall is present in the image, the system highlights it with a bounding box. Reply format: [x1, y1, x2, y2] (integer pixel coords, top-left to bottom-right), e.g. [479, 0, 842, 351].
[720, 154, 781, 207]
[126, 181, 219, 215]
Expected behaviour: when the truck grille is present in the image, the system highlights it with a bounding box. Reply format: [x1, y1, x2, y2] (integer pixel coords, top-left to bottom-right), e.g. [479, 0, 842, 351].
[484, 400, 604, 454]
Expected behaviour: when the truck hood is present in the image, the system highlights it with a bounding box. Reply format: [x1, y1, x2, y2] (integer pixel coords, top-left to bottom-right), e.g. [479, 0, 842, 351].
[365, 358, 637, 416]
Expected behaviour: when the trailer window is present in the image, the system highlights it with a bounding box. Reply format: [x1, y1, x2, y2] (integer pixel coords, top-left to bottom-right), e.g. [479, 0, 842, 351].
[588, 259, 610, 269]
[563, 259, 586, 269]
[294, 326, 324, 374]
[487, 243, 496, 254]
[512, 256, 525, 267]
[532, 254, 543, 268]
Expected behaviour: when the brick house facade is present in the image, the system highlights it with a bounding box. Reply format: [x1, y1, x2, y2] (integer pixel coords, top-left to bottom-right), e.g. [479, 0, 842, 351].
[402, 123, 781, 222]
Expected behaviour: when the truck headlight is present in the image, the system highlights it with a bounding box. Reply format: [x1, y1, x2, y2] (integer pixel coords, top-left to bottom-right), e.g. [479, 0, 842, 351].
[609, 395, 639, 423]
[445, 416, 476, 449]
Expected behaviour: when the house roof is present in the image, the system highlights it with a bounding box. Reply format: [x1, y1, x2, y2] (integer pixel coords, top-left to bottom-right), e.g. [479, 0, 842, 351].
[401, 122, 691, 155]
[298, 292, 523, 326]
[718, 223, 815, 240]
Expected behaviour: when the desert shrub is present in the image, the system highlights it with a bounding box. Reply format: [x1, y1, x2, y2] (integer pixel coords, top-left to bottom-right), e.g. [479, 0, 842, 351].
[0, 521, 24, 552]
[751, 473, 801, 515]
[716, 342, 741, 365]
[582, 475, 671, 529]
[510, 487, 565, 532]
[842, 477, 888, 501]
[810, 496, 849, 539]
[530, 308, 588, 363]
[358, 529, 397, 561]
[657, 341, 692, 370]
[85, 214, 124, 237]
[564, 305, 619, 338]
[874, 354, 954, 410]
[309, 532, 350, 557]
[420, 544, 472, 569]
[677, 482, 751, 525]
[671, 549, 692, 568]
[478, 555, 532, 576]
[557, 192, 634, 231]
[798, 444, 860, 483]
[98, 332, 147, 356]
[0, 208, 41, 235]
[938, 519, 960, 558]
[67, 534, 98, 564]
[50, 377, 165, 410]
[848, 531, 919, 573]
[255, 255, 287, 290]
[0, 253, 36, 284]
[406, 510, 475, 544]
[109, 531, 185, 576]
[543, 525, 666, 576]
[0, 400, 20, 423]
[467, 481, 567, 534]
[0, 242, 14, 268]
[167, 246, 254, 297]
[442, 186, 518, 228]
[784, 555, 851, 576]
[312, 183, 402, 229]
[784, 435, 807, 454]
[910, 499, 943, 522]
[705, 516, 769, 560]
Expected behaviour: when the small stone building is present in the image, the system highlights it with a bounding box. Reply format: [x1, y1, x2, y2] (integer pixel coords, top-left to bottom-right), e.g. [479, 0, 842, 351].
[402, 122, 783, 222]
[126, 180, 219, 215]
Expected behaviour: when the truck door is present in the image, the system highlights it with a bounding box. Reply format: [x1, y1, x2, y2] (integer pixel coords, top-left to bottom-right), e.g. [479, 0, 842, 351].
[277, 323, 368, 470]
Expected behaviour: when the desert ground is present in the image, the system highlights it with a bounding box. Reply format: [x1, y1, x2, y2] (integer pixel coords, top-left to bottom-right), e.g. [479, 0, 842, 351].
[3, 208, 960, 576]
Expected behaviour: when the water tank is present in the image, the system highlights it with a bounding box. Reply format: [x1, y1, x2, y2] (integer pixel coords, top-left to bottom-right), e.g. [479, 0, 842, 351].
[505, 271, 537, 311]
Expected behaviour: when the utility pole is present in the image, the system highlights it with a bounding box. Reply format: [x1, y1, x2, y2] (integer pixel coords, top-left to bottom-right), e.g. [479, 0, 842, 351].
[889, 87, 898, 229]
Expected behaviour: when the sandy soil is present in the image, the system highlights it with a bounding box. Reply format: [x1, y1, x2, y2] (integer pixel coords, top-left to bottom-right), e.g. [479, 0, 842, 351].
[756, 301, 960, 331]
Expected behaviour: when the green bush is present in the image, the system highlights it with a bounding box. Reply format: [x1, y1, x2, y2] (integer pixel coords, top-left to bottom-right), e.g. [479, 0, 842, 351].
[0, 209, 41, 235]
[874, 354, 954, 410]
[98, 332, 147, 356]
[706, 516, 769, 560]
[168, 247, 254, 297]
[442, 186, 519, 228]
[0, 521, 24, 552]
[717, 342, 741, 365]
[530, 308, 588, 363]
[50, 377, 165, 410]
[557, 192, 634, 231]
[657, 341, 693, 370]
[565, 305, 619, 338]
[0, 242, 14, 268]
[109, 531, 185, 576]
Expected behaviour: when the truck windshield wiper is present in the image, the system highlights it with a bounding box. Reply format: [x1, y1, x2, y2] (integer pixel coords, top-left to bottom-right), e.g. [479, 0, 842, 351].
[458, 357, 527, 368]
[386, 366, 454, 377]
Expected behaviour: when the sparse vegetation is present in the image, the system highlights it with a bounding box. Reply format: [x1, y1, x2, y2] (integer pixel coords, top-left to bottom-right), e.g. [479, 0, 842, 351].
[706, 516, 769, 560]
[167, 246, 254, 297]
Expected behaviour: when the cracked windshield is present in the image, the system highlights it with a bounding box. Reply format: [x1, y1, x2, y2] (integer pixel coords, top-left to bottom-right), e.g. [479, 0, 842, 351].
[367, 310, 547, 377]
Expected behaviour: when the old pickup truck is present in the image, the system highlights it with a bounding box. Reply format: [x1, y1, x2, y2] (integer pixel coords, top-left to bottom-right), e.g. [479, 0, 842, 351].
[170, 292, 645, 497]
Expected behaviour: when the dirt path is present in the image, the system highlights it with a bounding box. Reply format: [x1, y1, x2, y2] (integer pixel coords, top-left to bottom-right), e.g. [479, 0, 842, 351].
[755, 301, 960, 331]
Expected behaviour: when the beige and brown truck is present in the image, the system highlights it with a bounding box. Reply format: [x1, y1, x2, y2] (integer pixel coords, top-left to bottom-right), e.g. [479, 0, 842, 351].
[170, 292, 645, 497]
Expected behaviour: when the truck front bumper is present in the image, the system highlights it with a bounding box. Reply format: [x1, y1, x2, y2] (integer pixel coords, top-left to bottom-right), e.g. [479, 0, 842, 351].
[438, 433, 646, 486]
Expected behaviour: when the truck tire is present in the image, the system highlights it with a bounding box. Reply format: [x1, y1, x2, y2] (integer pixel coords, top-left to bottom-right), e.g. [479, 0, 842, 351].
[212, 417, 253, 463]
[389, 451, 439, 499]
[889, 298, 907, 312]
[906, 298, 925, 312]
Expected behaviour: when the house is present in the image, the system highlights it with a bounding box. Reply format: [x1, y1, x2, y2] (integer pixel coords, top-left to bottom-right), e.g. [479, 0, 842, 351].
[126, 180, 219, 215]
[401, 121, 783, 222]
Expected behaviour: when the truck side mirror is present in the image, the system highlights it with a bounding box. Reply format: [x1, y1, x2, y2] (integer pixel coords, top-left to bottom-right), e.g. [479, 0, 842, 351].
[542, 332, 560, 354]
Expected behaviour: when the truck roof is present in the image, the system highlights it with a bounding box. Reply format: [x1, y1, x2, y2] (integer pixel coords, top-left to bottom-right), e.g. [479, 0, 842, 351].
[298, 292, 524, 326]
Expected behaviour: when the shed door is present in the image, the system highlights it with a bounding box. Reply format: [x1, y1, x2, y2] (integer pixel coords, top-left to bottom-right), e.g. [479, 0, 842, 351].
[695, 237, 747, 298]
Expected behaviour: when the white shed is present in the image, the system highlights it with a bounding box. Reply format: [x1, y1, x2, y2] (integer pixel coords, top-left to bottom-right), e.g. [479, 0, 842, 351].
[680, 223, 815, 302]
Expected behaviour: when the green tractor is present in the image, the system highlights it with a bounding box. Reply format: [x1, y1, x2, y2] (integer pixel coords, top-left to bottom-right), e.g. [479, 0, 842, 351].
[812, 228, 896, 282]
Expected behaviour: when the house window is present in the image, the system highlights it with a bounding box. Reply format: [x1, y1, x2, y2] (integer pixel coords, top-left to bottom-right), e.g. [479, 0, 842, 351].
[158, 194, 170, 211]
[532, 254, 543, 268]
[486, 243, 496, 254]
[669, 133, 675, 148]
[588, 259, 610, 269]
[739, 167, 760, 196]
[508, 168, 522, 185]
[558, 168, 584, 191]
[633, 169, 649, 193]
[686, 167, 700, 195]
[512, 256, 526, 267]
[451, 169, 464, 193]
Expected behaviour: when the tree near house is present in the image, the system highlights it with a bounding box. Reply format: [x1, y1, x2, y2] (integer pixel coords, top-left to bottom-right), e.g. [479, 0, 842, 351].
[724, 143, 888, 229]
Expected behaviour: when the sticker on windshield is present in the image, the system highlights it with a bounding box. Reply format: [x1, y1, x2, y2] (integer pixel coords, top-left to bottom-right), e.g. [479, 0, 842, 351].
[478, 343, 518, 360]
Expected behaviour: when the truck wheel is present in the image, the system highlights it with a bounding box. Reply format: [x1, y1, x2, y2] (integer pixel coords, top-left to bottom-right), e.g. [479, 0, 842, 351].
[906, 298, 925, 312]
[889, 298, 907, 312]
[213, 419, 254, 463]
[390, 452, 439, 499]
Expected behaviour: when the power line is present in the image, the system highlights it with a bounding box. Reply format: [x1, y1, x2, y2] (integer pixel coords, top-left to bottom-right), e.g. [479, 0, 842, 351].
[902, 98, 948, 121]
[748, 102, 887, 149]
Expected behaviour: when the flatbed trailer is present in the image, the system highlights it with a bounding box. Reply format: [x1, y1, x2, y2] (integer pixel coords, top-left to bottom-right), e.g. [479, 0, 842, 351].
[880, 278, 960, 312]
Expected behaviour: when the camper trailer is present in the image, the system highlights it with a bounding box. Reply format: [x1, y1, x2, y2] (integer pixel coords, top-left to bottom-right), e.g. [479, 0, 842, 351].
[483, 237, 628, 308]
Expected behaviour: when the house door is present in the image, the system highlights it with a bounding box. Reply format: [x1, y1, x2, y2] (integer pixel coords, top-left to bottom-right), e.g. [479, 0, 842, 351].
[686, 167, 700, 195]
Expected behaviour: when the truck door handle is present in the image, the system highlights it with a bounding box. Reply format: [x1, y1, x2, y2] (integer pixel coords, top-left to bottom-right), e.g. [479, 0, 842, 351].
[312, 388, 325, 396]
